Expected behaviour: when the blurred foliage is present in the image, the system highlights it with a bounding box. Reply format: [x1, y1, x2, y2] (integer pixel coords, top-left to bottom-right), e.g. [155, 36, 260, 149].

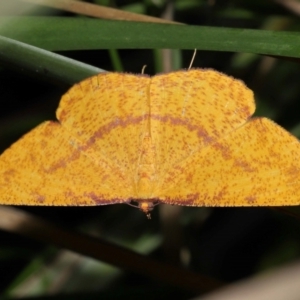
[1, 0, 300, 299]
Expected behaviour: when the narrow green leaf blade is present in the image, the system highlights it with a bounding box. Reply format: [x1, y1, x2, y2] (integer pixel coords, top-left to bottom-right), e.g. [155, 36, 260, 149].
[0, 35, 104, 86]
[0, 17, 300, 58]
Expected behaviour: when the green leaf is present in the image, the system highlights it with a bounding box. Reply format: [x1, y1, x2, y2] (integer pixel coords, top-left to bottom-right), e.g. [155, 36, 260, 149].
[0, 36, 104, 86]
[0, 17, 300, 58]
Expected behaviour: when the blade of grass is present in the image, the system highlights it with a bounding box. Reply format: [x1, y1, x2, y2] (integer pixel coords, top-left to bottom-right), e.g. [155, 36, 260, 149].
[0, 36, 104, 86]
[1, 17, 300, 58]
[22, 0, 180, 24]
[2, 247, 57, 297]
[108, 49, 123, 72]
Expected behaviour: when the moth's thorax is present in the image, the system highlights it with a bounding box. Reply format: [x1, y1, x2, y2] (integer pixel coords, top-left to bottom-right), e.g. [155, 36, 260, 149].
[136, 133, 156, 198]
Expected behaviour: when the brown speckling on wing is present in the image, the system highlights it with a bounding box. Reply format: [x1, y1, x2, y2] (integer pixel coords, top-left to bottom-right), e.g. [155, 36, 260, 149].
[149, 69, 255, 196]
[1, 69, 300, 209]
[0, 73, 152, 205]
[0, 121, 132, 205]
[158, 118, 300, 206]
[57, 73, 152, 199]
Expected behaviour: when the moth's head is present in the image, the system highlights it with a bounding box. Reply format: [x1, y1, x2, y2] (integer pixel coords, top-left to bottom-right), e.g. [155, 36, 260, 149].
[128, 200, 159, 219]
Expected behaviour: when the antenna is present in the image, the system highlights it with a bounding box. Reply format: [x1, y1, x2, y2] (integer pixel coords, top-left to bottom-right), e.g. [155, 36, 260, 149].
[188, 49, 197, 70]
